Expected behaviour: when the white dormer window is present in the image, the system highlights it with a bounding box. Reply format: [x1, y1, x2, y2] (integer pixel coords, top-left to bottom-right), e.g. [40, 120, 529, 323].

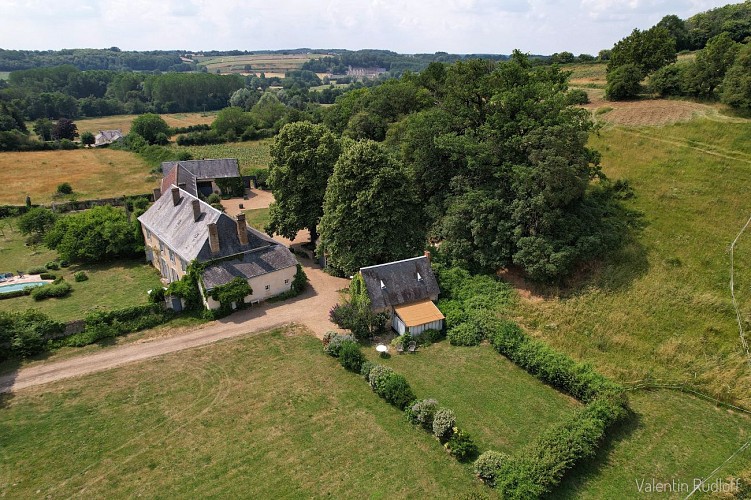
[380, 279, 386, 289]
[417, 272, 423, 282]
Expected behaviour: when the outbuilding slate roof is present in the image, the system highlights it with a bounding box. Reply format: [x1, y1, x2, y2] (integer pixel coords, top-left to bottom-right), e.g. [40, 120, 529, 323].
[202, 246, 298, 290]
[162, 158, 240, 180]
[360, 256, 440, 310]
[137, 186, 291, 288]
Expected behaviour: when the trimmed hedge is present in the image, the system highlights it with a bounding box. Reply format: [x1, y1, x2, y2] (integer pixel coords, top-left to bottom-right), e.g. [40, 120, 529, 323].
[489, 320, 622, 403]
[61, 303, 174, 347]
[31, 280, 72, 300]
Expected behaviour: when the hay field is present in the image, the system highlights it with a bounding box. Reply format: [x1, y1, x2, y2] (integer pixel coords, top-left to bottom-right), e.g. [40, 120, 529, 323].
[75, 112, 216, 136]
[0, 149, 154, 205]
[196, 53, 328, 76]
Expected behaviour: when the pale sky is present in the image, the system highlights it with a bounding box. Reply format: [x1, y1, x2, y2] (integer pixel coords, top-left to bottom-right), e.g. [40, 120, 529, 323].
[0, 0, 738, 55]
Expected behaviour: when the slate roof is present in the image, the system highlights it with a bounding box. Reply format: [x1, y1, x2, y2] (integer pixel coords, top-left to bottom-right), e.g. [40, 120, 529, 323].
[160, 164, 198, 197]
[138, 186, 297, 286]
[202, 246, 298, 290]
[360, 256, 440, 311]
[94, 129, 123, 146]
[162, 158, 240, 180]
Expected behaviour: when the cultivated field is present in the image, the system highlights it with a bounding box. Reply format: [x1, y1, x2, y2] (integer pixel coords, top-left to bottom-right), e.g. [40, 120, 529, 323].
[513, 118, 751, 408]
[75, 112, 216, 136]
[176, 139, 272, 173]
[194, 53, 330, 77]
[0, 329, 487, 498]
[0, 149, 155, 205]
[0, 218, 161, 321]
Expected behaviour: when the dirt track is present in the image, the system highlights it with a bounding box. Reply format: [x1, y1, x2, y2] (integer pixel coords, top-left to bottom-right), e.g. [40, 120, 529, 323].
[0, 255, 347, 394]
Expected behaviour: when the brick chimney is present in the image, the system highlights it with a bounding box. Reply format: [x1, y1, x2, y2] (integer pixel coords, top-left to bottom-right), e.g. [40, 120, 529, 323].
[171, 186, 180, 206]
[424, 250, 431, 263]
[236, 214, 249, 246]
[208, 223, 220, 255]
[192, 199, 201, 221]
[153, 187, 161, 201]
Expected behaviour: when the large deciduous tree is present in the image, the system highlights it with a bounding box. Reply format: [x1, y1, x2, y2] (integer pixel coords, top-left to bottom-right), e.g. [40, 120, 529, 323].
[130, 113, 171, 145]
[608, 26, 677, 76]
[318, 140, 424, 276]
[722, 43, 751, 112]
[265, 121, 341, 243]
[51, 118, 78, 141]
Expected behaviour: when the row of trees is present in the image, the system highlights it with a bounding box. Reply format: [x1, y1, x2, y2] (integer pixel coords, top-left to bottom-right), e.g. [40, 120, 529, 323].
[0, 47, 193, 72]
[266, 54, 633, 282]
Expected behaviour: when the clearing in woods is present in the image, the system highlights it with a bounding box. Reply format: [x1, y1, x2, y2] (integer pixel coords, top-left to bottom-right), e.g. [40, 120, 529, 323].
[0, 148, 155, 205]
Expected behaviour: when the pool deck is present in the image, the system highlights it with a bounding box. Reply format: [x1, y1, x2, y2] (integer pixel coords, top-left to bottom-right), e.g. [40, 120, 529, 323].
[0, 274, 53, 286]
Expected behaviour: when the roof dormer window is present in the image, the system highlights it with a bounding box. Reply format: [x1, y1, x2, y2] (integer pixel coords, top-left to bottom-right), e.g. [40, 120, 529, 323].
[417, 272, 423, 282]
[380, 279, 386, 289]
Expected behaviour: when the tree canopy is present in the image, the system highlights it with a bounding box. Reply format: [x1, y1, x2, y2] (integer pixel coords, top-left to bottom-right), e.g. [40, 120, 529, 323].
[130, 113, 170, 145]
[318, 140, 424, 276]
[266, 121, 342, 243]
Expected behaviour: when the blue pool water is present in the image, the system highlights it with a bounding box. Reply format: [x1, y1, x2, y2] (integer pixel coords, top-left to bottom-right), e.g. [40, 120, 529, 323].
[0, 281, 47, 294]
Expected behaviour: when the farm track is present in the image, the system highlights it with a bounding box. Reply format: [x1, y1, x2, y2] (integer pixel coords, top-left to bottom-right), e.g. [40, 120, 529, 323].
[617, 128, 751, 165]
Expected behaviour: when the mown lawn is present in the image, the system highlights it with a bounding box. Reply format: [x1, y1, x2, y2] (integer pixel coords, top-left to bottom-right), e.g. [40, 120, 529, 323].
[243, 207, 270, 231]
[175, 139, 272, 174]
[513, 118, 751, 407]
[0, 329, 489, 498]
[0, 218, 161, 321]
[365, 342, 581, 454]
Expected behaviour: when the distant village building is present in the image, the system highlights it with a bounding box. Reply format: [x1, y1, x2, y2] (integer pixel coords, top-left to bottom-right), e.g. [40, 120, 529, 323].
[346, 66, 387, 79]
[359, 254, 444, 336]
[94, 129, 123, 147]
[161, 158, 243, 198]
[137, 185, 297, 310]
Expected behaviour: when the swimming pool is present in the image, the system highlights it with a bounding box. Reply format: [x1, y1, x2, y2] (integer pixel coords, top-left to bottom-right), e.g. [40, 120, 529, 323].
[0, 281, 47, 294]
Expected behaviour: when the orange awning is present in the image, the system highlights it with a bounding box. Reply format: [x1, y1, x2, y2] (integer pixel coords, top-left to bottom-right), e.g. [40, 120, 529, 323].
[394, 300, 445, 327]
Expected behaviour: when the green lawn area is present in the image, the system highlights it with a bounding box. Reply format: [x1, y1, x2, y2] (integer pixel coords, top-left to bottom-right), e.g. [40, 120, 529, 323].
[0, 329, 488, 498]
[0, 217, 161, 321]
[556, 390, 751, 499]
[514, 118, 751, 408]
[243, 207, 270, 231]
[365, 342, 581, 454]
[176, 139, 272, 174]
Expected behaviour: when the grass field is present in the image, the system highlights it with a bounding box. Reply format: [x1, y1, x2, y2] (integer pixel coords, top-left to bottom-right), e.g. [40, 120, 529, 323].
[512, 118, 751, 407]
[243, 207, 270, 231]
[0, 149, 155, 205]
[0, 218, 161, 321]
[0, 329, 488, 498]
[557, 390, 751, 498]
[74, 112, 216, 136]
[365, 342, 581, 454]
[565, 61, 607, 88]
[176, 139, 272, 173]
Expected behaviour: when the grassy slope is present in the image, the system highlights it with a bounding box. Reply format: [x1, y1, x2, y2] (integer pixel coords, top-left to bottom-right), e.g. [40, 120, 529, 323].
[515, 118, 751, 407]
[0, 218, 161, 321]
[556, 390, 751, 499]
[365, 342, 581, 454]
[0, 329, 488, 498]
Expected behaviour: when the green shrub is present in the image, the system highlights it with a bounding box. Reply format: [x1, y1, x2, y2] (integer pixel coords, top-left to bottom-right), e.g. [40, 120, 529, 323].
[323, 333, 355, 357]
[474, 451, 509, 486]
[73, 271, 88, 282]
[367, 364, 395, 393]
[338, 340, 365, 373]
[45, 261, 60, 270]
[39, 273, 56, 280]
[379, 373, 415, 410]
[406, 398, 439, 430]
[59, 260, 69, 268]
[207, 193, 221, 204]
[0, 310, 64, 359]
[421, 328, 444, 343]
[56, 182, 73, 195]
[437, 299, 467, 330]
[565, 89, 590, 105]
[27, 266, 47, 275]
[447, 322, 482, 346]
[149, 287, 165, 304]
[360, 360, 375, 380]
[31, 280, 72, 300]
[432, 408, 456, 442]
[60, 304, 174, 347]
[445, 427, 478, 462]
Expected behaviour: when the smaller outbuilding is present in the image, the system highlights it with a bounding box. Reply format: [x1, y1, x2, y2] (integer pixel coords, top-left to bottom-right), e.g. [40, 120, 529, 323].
[161, 158, 243, 198]
[359, 253, 444, 336]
